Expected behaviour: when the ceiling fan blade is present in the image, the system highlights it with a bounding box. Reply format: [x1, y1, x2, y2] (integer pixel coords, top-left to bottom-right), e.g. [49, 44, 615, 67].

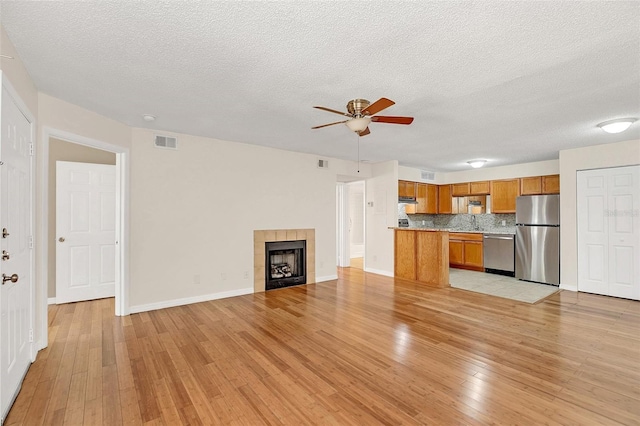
[312, 120, 348, 129]
[313, 106, 351, 117]
[361, 97, 395, 116]
[358, 127, 371, 137]
[371, 116, 414, 125]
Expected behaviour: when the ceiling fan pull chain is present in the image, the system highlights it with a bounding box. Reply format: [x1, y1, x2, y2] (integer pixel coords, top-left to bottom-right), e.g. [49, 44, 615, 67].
[357, 132, 360, 173]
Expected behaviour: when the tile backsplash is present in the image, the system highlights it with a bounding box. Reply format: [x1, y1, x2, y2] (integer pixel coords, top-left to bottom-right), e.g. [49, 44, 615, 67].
[398, 204, 516, 233]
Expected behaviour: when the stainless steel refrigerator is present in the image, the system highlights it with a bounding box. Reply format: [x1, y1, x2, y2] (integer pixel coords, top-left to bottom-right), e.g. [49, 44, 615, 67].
[515, 194, 560, 285]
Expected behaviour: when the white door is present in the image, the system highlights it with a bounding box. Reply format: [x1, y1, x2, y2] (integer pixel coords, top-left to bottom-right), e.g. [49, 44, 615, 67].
[578, 165, 640, 300]
[0, 86, 33, 421]
[56, 161, 116, 304]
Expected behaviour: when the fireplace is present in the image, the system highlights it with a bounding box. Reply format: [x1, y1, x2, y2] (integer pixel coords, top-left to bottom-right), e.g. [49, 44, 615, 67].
[265, 240, 306, 290]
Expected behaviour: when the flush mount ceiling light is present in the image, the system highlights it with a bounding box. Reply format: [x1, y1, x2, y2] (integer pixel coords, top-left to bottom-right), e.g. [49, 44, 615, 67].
[597, 118, 637, 134]
[467, 160, 487, 168]
[345, 117, 371, 133]
[142, 114, 156, 122]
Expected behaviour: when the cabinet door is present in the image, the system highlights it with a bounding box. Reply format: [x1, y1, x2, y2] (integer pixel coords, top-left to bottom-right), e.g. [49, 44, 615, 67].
[449, 240, 464, 266]
[399, 180, 416, 198]
[469, 181, 490, 195]
[464, 241, 484, 268]
[491, 179, 520, 213]
[416, 183, 427, 214]
[426, 184, 438, 213]
[451, 183, 470, 196]
[520, 176, 542, 195]
[542, 175, 560, 194]
[438, 185, 452, 214]
[395, 230, 416, 280]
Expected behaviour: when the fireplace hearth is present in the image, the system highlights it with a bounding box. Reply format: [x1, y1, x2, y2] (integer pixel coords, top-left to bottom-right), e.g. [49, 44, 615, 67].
[265, 240, 306, 290]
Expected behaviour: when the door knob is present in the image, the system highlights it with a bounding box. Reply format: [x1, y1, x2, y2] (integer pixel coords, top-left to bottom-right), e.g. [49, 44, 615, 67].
[1, 250, 9, 261]
[2, 228, 8, 238]
[2, 274, 18, 284]
[58, 237, 65, 242]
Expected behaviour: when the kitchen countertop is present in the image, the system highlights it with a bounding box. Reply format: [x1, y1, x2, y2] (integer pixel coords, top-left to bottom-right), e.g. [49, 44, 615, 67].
[390, 227, 515, 235]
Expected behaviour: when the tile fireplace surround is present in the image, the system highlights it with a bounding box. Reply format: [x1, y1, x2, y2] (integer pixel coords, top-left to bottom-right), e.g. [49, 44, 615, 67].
[254, 229, 315, 292]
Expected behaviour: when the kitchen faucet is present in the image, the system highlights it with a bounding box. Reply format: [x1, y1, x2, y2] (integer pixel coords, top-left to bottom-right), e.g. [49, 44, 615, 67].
[471, 215, 479, 230]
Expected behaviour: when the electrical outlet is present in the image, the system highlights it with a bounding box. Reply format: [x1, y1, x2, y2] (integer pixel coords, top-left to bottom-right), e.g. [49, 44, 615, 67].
[501, 220, 506, 226]
[422, 220, 426, 225]
[244, 270, 249, 279]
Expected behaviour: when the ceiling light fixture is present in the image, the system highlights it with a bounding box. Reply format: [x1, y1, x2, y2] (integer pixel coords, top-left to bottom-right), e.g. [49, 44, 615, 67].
[467, 160, 487, 168]
[597, 118, 637, 134]
[142, 114, 156, 122]
[345, 117, 371, 133]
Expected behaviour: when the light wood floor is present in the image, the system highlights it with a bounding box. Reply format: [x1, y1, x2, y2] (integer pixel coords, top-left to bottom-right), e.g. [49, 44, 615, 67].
[6, 268, 640, 425]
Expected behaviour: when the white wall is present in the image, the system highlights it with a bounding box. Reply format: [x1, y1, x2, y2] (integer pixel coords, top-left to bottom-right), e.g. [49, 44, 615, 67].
[365, 161, 398, 276]
[559, 139, 640, 291]
[348, 181, 365, 258]
[0, 25, 38, 115]
[129, 128, 360, 308]
[399, 159, 559, 184]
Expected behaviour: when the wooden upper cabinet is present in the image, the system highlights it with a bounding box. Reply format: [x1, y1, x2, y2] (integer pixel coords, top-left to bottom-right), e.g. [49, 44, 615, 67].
[521, 176, 542, 195]
[398, 180, 416, 198]
[521, 174, 560, 195]
[542, 175, 560, 194]
[415, 183, 438, 214]
[451, 183, 470, 196]
[490, 179, 520, 213]
[469, 181, 490, 195]
[437, 185, 452, 214]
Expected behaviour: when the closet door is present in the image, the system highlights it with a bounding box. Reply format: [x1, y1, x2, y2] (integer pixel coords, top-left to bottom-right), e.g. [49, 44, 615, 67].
[577, 165, 639, 300]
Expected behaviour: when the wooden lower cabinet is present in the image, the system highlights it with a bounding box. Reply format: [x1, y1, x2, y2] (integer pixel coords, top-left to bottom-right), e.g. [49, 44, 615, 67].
[449, 233, 484, 272]
[394, 229, 449, 287]
[394, 230, 416, 280]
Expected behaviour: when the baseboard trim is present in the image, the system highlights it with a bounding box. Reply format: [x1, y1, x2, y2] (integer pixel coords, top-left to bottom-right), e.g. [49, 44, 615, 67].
[559, 283, 577, 292]
[363, 267, 394, 277]
[47, 297, 57, 305]
[129, 287, 253, 314]
[315, 275, 338, 283]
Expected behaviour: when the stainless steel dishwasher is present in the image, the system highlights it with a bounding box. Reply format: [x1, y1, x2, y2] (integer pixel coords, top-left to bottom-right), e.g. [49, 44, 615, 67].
[483, 233, 515, 276]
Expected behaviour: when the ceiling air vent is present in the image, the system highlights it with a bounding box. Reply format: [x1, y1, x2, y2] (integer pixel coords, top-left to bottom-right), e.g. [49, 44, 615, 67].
[154, 135, 177, 150]
[421, 170, 435, 181]
[317, 159, 329, 169]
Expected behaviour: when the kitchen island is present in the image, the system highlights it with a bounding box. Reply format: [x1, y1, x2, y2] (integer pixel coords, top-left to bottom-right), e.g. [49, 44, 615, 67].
[393, 228, 450, 287]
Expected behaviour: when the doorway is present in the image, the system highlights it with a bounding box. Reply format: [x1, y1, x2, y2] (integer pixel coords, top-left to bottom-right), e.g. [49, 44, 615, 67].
[40, 128, 130, 349]
[336, 180, 366, 270]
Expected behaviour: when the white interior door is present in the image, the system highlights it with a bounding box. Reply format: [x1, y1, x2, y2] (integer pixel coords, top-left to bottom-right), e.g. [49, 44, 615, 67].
[1, 85, 33, 422]
[578, 165, 639, 300]
[56, 161, 116, 304]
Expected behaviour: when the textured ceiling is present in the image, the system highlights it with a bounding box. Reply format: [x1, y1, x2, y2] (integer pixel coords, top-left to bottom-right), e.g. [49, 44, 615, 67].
[1, 1, 639, 172]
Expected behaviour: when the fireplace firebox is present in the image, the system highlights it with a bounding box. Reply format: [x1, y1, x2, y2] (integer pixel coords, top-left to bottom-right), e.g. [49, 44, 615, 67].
[265, 240, 306, 290]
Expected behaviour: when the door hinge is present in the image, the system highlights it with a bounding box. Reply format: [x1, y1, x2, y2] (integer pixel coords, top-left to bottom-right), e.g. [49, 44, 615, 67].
[29, 143, 34, 156]
[28, 235, 34, 249]
[29, 329, 34, 343]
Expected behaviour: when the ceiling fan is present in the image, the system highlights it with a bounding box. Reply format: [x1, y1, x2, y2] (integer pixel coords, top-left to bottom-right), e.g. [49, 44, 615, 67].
[312, 98, 414, 136]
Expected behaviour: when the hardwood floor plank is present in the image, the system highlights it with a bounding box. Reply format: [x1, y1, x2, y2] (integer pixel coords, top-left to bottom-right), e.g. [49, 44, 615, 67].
[6, 269, 640, 425]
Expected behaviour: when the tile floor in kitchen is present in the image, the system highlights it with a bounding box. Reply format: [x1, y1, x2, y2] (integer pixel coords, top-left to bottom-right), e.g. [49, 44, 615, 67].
[449, 268, 560, 303]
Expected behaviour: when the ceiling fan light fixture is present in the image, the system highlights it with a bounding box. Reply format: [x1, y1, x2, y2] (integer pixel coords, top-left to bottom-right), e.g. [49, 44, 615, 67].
[467, 160, 487, 168]
[345, 117, 371, 133]
[597, 118, 637, 134]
